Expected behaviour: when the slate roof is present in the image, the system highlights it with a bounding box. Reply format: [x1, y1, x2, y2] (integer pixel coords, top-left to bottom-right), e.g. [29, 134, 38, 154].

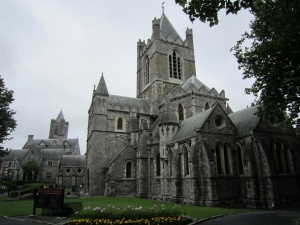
[23, 138, 78, 149]
[159, 100, 179, 126]
[169, 106, 215, 144]
[171, 75, 210, 94]
[61, 155, 86, 167]
[41, 149, 63, 160]
[160, 13, 182, 41]
[2, 149, 28, 161]
[228, 105, 260, 137]
[108, 95, 150, 113]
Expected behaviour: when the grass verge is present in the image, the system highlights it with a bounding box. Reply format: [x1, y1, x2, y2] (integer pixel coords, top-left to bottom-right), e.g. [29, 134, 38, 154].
[0, 195, 251, 220]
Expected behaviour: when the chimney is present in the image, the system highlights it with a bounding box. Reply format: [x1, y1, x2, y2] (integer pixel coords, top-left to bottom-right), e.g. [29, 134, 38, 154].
[27, 135, 34, 145]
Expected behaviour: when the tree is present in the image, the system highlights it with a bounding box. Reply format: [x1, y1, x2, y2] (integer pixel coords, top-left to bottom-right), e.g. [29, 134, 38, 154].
[176, 0, 300, 125]
[231, 0, 300, 125]
[0, 76, 17, 147]
[175, 0, 255, 26]
[22, 161, 40, 181]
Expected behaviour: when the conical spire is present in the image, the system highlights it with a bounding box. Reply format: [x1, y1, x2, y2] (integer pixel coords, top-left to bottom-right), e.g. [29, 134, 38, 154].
[158, 98, 179, 126]
[95, 73, 109, 96]
[55, 110, 65, 122]
[160, 13, 182, 40]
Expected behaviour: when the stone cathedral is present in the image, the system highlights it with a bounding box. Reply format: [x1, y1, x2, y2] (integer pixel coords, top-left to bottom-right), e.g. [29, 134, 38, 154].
[86, 12, 300, 208]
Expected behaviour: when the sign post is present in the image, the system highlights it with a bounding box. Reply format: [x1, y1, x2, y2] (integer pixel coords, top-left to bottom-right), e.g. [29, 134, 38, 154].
[33, 188, 65, 215]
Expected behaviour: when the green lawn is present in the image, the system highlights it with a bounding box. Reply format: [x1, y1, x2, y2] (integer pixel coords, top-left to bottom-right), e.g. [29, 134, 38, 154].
[0, 195, 251, 220]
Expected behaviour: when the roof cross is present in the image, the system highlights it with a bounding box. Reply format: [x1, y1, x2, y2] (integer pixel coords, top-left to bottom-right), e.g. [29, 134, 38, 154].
[162, 1, 165, 14]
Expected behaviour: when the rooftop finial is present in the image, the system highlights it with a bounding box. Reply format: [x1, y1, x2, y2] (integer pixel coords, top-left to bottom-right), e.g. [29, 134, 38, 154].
[162, 1, 165, 14]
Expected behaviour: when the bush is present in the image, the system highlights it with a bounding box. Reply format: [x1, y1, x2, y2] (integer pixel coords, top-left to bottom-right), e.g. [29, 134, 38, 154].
[9, 191, 20, 198]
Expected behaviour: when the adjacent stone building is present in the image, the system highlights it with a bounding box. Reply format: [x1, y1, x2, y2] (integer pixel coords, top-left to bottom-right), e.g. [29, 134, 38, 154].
[86, 12, 300, 208]
[1, 111, 86, 189]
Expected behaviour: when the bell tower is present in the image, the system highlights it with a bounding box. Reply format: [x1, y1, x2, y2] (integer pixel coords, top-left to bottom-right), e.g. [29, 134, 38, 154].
[136, 12, 196, 105]
[49, 110, 69, 139]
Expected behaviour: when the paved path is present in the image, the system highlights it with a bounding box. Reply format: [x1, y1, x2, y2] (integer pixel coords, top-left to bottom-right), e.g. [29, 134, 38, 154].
[1, 208, 299, 225]
[196, 210, 300, 225]
[0, 216, 68, 225]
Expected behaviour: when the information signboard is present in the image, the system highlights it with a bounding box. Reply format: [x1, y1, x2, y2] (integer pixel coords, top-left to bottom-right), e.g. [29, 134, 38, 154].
[33, 188, 65, 215]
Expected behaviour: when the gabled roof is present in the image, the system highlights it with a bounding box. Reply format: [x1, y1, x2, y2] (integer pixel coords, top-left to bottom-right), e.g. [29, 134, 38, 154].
[170, 105, 216, 143]
[160, 13, 182, 41]
[108, 95, 150, 113]
[23, 138, 78, 149]
[95, 74, 109, 96]
[41, 149, 63, 160]
[2, 149, 28, 161]
[171, 75, 210, 94]
[228, 105, 260, 137]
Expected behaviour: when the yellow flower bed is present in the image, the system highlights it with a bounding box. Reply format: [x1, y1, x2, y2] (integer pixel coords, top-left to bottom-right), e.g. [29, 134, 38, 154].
[69, 216, 188, 225]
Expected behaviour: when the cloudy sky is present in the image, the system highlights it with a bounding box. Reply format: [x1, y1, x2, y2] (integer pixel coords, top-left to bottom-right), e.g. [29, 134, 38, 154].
[1, 0, 255, 154]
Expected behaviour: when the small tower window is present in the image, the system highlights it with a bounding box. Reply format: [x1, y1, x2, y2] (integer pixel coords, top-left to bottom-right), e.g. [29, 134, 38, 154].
[145, 57, 150, 85]
[115, 116, 126, 132]
[169, 51, 182, 79]
[117, 117, 123, 130]
[54, 127, 58, 135]
[178, 104, 184, 121]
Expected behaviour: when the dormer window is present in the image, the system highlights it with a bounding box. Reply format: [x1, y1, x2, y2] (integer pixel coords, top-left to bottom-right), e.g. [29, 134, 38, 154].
[169, 51, 181, 79]
[64, 141, 71, 149]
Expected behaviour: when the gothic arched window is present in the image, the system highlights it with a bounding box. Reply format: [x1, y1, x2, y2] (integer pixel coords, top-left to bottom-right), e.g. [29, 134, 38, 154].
[270, 142, 279, 174]
[216, 144, 223, 175]
[116, 116, 126, 131]
[169, 51, 181, 79]
[276, 142, 284, 173]
[125, 161, 133, 178]
[168, 150, 173, 177]
[145, 56, 150, 85]
[178, 104, 184, 121]
[215, 143, 231, 175]
[270, 141, 293, 174]
[236, 145, 244, 175]
[284, 143, 292, 174]
[183, 145, 189, 176]
[156, 153, 161, 176]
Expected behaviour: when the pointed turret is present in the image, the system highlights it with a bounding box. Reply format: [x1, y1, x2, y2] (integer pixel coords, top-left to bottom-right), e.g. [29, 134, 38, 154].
[94, 74, 109, 97]
[49, 110, 69, 139]
[55, 110, 65, 122]
[160, 13, 182, 41]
